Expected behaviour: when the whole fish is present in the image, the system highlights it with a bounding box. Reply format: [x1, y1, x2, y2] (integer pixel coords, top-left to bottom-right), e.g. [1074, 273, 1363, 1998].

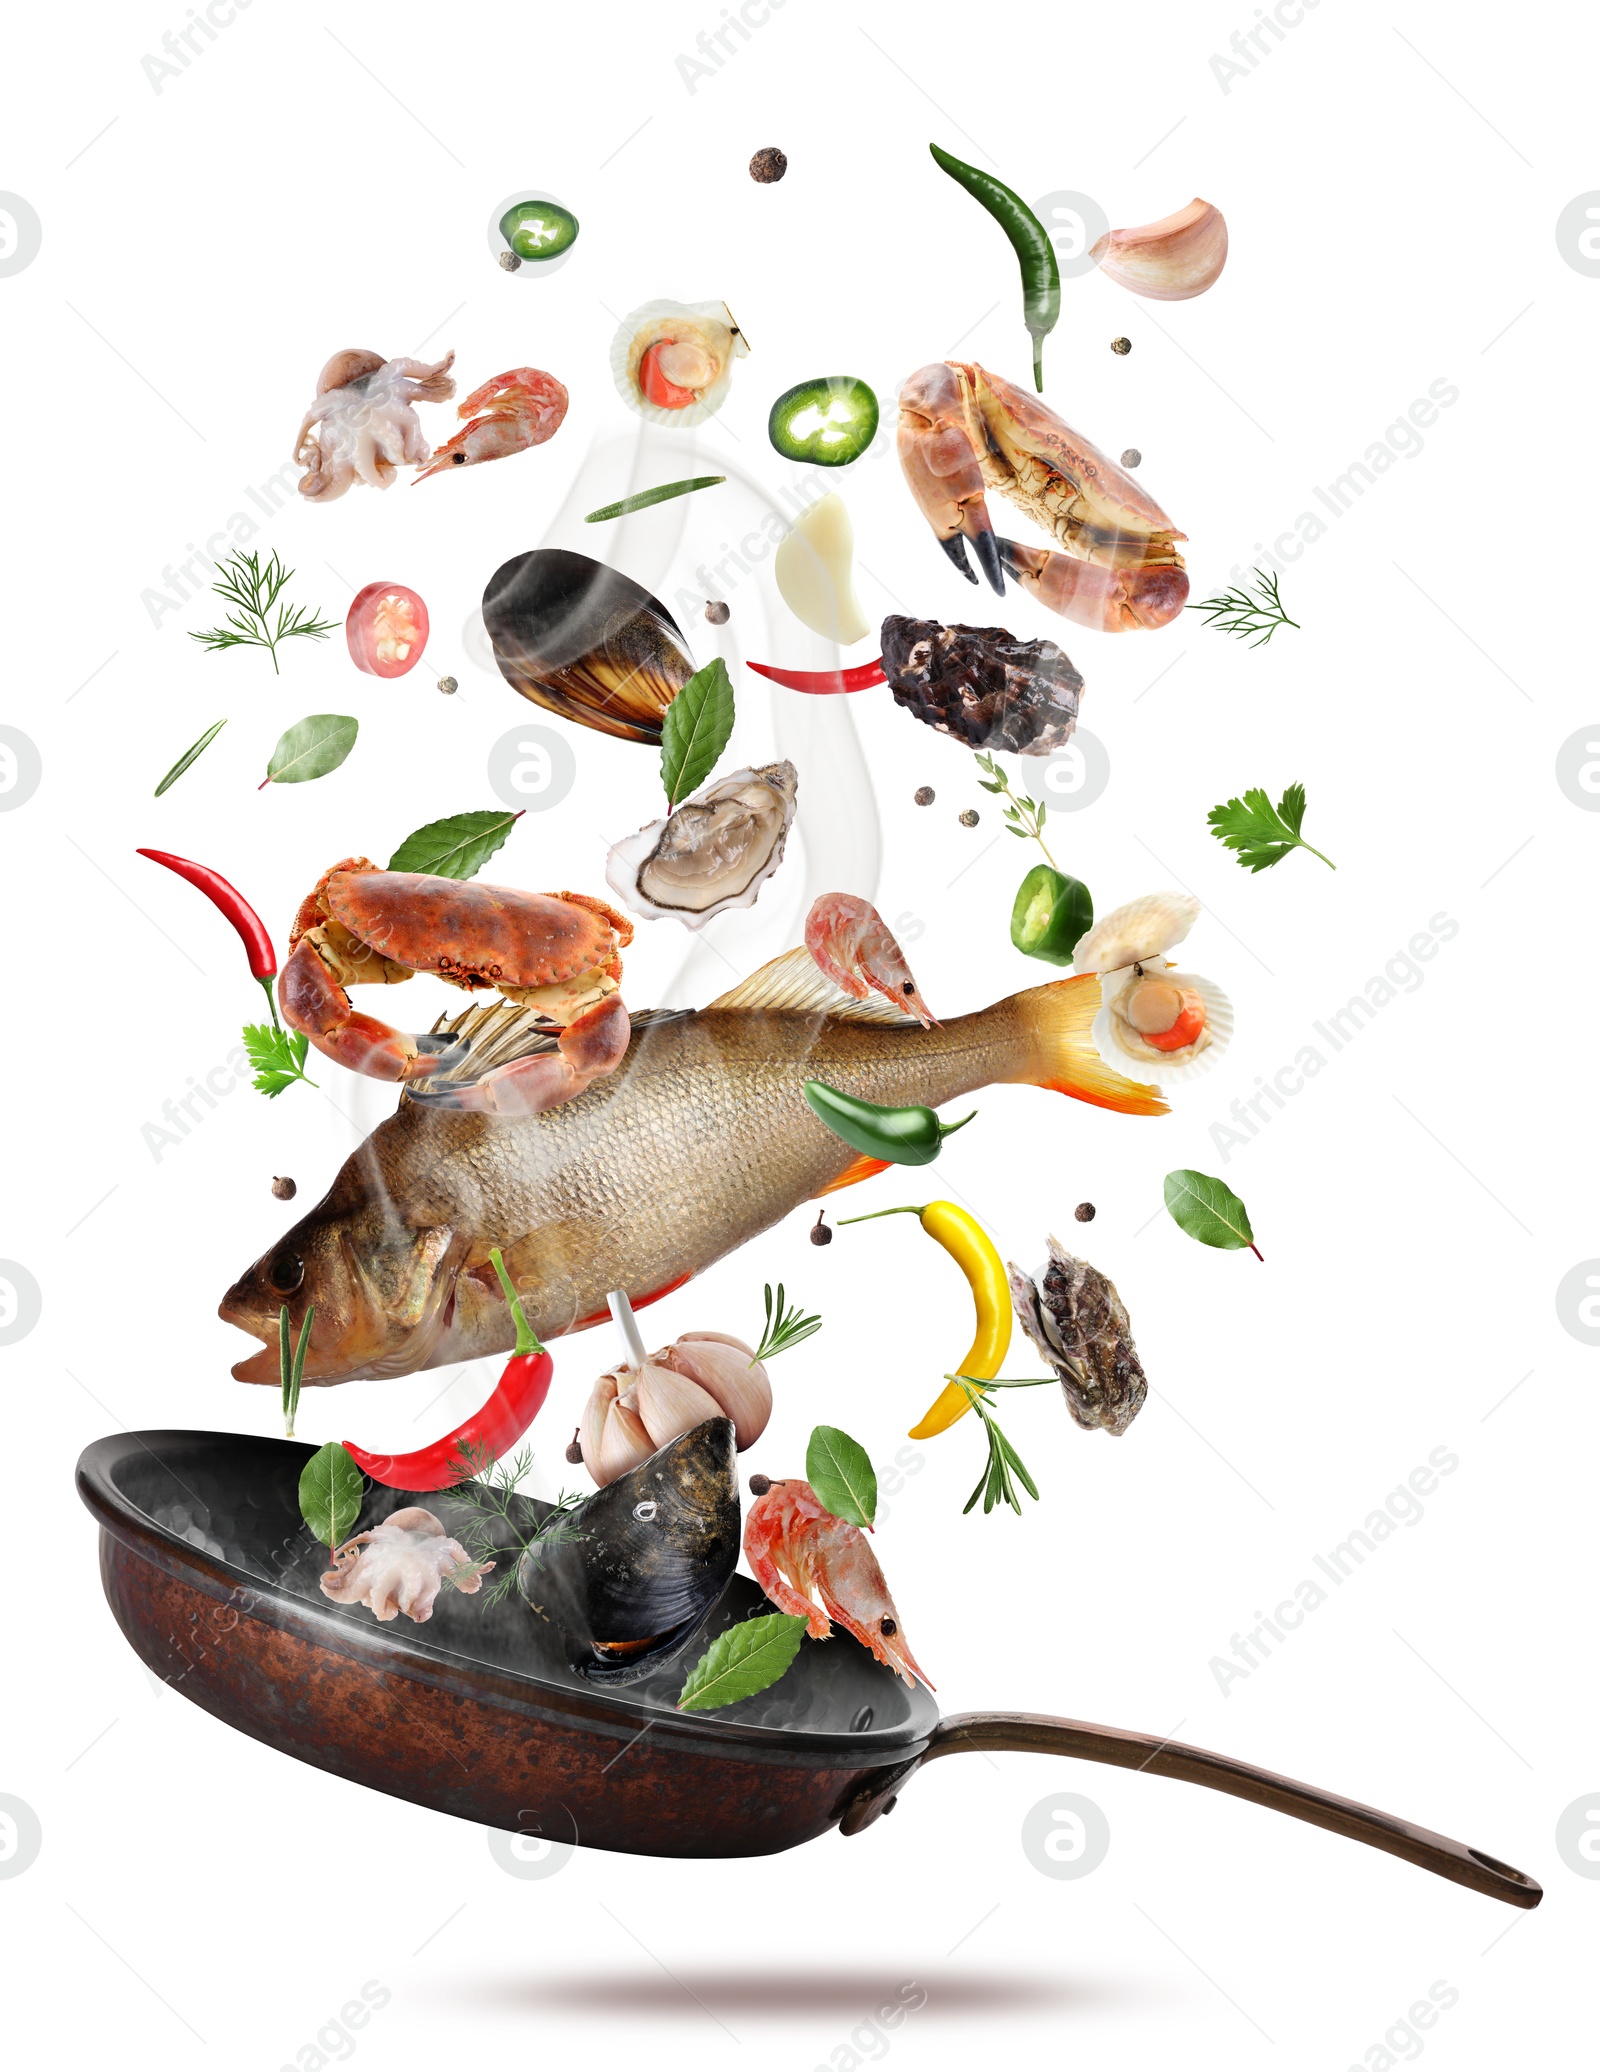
[221, 948, 1164, 1388]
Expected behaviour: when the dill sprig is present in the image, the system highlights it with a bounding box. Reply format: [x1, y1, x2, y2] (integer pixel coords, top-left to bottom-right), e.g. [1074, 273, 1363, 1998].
[973, 751, 1056, 865]
[1188, 568, 1300, 648]
[189, 549, 337, 674]
[443, 1445, 587, 1607]
[753, 1283, 822, 1365]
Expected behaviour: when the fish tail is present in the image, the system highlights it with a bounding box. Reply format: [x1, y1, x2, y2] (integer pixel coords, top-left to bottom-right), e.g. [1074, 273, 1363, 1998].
[1007, 974, 1169, 1117]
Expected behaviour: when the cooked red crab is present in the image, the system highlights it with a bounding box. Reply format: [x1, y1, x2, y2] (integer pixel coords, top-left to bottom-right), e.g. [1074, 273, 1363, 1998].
[279, 859, 633, 1115]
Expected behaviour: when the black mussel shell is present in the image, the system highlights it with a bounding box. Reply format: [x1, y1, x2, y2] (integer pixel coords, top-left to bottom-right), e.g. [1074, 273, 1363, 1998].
[518, 1418, 740, 1683]
[482, 548, 694, 745]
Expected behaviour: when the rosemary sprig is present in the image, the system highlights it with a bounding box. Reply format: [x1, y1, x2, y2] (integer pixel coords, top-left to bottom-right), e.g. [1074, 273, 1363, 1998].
[973, 751, 1056, 865]
[1188, 568, 1299, 648]
[278, 1302, 316, 1437]
[948, 1374, 1055, 1517]
[752, 1282, 822, 1365]
[189, 549, 337, 674]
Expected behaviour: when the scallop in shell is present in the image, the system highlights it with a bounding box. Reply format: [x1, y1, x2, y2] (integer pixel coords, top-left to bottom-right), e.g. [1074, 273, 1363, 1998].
[611, 298, 749, 427]
[1074, 891, 1232, 1083]
[518, 1418, 740, 1684]
[606, 762, 797, 928]
[481, 548, 694, 744]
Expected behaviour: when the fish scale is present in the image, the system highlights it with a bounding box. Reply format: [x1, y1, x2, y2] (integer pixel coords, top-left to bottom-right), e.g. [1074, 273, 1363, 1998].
[221, 952, 1163, 1389]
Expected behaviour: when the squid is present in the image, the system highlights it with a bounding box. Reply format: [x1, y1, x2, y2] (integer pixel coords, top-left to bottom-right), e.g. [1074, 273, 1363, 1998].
[897, 361, 1188, 633]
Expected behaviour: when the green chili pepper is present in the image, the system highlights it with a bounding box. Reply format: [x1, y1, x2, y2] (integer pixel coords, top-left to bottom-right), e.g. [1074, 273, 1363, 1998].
[768, 376, 880, 466]
[499, 199, 580, 261]
[929, 143, 1060, 391]
[1010, 865, 1092, 966]
[804, 1079, 976, 1167]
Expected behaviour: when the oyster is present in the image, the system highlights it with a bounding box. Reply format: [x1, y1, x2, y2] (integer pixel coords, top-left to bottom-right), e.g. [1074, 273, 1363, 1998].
[1073, 891, 1232, 1083]
[879, 615, 1083, 755]
[1009, 1240, 1147, 1436]
[482, 548, 694, 744]
[610, 298, 748, 428]
[519, 1418, 740, 1684]
[607, 762, 797, 928]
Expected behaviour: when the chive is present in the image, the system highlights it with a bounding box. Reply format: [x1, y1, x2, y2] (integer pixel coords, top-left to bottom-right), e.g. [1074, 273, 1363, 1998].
[584, 476, 725, 524]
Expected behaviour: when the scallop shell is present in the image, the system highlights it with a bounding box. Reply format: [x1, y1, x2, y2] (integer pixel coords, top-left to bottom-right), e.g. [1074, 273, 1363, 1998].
[610, 298, 749, 428]
[605, 762, 797, 929]
[1091, 965, 1233, 1084]
[1074, 891, 1200, 977]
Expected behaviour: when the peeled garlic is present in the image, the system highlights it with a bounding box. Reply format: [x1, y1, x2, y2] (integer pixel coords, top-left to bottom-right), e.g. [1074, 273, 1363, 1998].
[774, 492, 871, 644]
[579, 1331, 773, 1486]
[1090, 198, 1228, 302]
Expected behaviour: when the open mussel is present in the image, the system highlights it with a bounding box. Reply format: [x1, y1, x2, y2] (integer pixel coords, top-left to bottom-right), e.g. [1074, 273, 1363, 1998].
[481, 548, 695, 744]
[518, 1417, 740, 1684]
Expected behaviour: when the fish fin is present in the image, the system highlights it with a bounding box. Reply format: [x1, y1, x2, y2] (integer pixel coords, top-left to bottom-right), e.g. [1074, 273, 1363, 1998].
[812, 1154, 894, 1199]
[571, 1271, 693, 1332]
[1016, 974, 1170, 1117]
[706, 945, 921, 1026]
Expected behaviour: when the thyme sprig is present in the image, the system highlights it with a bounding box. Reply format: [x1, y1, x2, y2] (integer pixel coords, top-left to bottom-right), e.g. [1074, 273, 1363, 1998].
[1188, 568, 1299, 648]
[974, 752, 1056, 865]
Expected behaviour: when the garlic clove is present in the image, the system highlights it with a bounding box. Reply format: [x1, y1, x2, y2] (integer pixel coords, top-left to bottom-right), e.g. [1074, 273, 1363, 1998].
[580, 1366, 658, 1486]
[1090, 198, 1227, 302]
[661, 1336, 773, 1449]
[635, 1356, 725, 1450]
[774, 492, 871, 644]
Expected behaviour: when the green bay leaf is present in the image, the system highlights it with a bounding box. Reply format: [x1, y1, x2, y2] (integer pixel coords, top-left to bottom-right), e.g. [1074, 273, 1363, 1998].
[387, 808, 524, 880]
[265, 713, 359, 786]
[660, 657, 734, 808]
[1163, 1169, 1260, 1256]
[298, 1441, 364, 1549]
[677, 1610, 808, 1713]
[805, 1423, 877, 1529]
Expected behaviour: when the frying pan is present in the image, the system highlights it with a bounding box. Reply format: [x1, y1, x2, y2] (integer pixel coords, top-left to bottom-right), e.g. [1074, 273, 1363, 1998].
[76, 1431, 1540, 1907]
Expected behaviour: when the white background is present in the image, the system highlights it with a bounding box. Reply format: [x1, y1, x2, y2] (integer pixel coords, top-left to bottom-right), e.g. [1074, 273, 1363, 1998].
[2, 2, 1594, 2065]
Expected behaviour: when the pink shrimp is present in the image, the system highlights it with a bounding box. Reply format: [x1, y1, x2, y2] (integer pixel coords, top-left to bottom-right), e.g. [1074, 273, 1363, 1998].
[804, 893, 937, 1029]
[414, 367, 568, 482]
[743, 1480, 933, 1690]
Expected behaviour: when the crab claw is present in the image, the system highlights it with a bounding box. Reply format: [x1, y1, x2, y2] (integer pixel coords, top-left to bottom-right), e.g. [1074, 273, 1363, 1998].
[898, 362, 1004, 595]
[997, 538, 1190, 633]
[411, 995, 631, 1117]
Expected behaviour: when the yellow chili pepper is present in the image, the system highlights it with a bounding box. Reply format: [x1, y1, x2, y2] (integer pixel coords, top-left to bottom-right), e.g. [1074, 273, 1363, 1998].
[839, 1200, 1011, 1436]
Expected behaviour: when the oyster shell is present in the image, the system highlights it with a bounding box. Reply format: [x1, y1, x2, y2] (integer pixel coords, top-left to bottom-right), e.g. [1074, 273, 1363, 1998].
[606, 762, 797, 928]
[1074, 891, 1232, 1083]
[1009, 1240, 1147, 1435]
[482, 548, 693, 744]
[519, 1418, 740, 1684]
[610, 298, 748, 428]
[880, 615, 1083, 755]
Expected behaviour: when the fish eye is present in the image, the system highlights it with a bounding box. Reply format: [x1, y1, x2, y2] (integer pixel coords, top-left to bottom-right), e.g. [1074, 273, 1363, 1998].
[267, 1249, 305, 1295]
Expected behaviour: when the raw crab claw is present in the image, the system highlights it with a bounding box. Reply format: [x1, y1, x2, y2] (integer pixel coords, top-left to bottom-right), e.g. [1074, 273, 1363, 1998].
[996, 537, 1190, 634]
[414, 367, 568, 482]
[411, 994, 632, 1116]
[897, 362, 1005, 596]
[897, 361, 1188, 631]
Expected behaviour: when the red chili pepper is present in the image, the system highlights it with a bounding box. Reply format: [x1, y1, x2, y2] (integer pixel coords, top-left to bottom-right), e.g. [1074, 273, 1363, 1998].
[746, 658, 887, 695]
[138, 848, 279, 1021]
[344, 1249, 554, 1492]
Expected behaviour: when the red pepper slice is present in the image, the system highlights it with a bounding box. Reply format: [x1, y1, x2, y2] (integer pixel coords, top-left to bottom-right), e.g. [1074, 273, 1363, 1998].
[137, 848, 280, 1023]
[747, 658, 887, 695]
[344, 1249, 554, 1491]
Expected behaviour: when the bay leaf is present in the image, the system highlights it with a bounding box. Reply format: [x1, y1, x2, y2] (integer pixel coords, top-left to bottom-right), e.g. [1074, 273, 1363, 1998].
[388, 808, 524, 881]
[805, 1423, 877, 1529]
[677, 1610, 808, 1713]
[298, 1440, 365, 1548]
[264, 714, 359, 786]
[660, 657, 734, 808]
[1163, 1169, 1261, 1257]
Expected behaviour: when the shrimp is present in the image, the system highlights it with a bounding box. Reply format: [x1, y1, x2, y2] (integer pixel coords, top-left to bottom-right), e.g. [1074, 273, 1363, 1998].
[414, 367, 568, 482]
[805, 893, 937, 1029]
[743, 1480, 933, 1690]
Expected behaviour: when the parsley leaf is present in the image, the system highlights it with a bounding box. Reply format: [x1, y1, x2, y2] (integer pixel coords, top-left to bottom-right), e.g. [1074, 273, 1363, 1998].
[1206, 783, 1334, 872]
[243, 1021, 317, 1097]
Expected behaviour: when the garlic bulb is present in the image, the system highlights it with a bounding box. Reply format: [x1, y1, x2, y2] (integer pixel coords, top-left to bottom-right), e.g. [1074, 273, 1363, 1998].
[774, 492, 870, 643]
[579, 1331, 773, 1486]
[1089, 198, 1228, 302]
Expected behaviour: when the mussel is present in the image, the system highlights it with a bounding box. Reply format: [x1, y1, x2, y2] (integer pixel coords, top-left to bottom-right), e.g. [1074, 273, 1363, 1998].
[481, 548, 695, 744]
[519, 1418, 740, 1683]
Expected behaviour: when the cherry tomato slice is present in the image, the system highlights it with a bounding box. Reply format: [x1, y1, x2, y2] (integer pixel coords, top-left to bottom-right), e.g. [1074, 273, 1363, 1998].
[638, 342, 699, 411]
[346, 582, 429, 678]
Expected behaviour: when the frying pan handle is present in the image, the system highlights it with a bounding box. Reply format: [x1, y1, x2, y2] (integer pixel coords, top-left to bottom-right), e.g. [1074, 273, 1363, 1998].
[839, 1711, 1541, 1909]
